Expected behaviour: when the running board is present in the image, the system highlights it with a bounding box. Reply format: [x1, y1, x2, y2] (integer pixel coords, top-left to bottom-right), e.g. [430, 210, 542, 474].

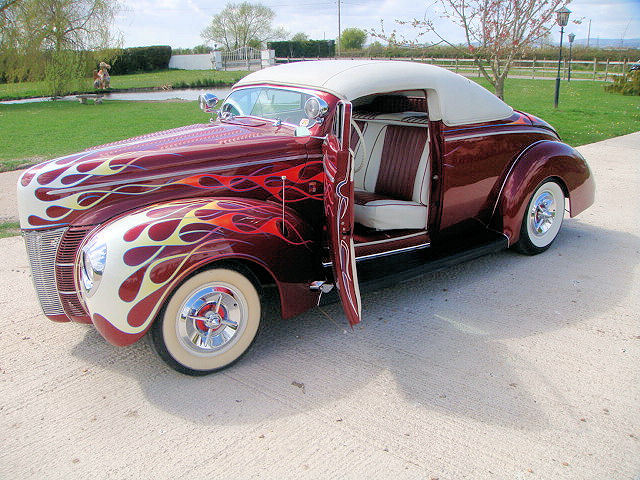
[320, 234, 508, 305]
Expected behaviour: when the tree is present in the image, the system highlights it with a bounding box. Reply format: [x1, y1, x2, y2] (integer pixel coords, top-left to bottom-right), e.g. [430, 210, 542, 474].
[193, 44, 213, 54]
[372, 0, 573, 99]
[291, 32, 309, 42]
[340, 28, 367, 50]
[0, 0, 120, 93]
[201, 2, 287, 51]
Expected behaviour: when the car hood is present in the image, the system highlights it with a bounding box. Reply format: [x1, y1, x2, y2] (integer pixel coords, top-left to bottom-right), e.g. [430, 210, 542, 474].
[17, 120, 310, 229]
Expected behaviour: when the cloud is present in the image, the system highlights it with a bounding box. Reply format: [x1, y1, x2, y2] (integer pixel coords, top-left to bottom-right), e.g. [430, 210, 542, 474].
[114, 0, 640, 48]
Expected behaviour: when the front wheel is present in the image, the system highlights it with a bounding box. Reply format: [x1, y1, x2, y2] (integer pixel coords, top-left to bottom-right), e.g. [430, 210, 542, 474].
[151, 264, 262, 376]
[514, 180, 565, 255]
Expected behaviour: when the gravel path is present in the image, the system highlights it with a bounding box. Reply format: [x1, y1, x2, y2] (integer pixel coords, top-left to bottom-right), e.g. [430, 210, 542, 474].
[0, 133, 638, 479]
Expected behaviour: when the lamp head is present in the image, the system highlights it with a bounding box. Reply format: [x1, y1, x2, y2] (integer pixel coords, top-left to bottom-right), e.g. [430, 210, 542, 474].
[556, 6, 571, 27]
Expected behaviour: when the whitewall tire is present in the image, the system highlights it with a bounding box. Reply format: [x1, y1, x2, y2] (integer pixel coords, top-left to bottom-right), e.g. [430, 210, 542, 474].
[514, 180, 565, 255]
[151, 264, 262, 375]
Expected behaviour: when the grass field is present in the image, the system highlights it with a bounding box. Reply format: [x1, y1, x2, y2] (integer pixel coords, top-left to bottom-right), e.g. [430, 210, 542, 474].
[0, 221, 20, 238]
[0, 69, 247, 101]
[476, 78, 640, 146]
[0, 100, 205, 169]
[0, 79, 638, 171]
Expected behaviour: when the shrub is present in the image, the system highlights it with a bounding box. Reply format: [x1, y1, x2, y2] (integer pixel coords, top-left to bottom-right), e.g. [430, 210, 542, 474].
[267, 40, 335, 58]
[107, 46, 172, 75]
[604, 70, 640, 96]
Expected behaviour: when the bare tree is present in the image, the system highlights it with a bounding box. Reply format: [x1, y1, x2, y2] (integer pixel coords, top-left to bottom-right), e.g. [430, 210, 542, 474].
[201, 2, 287, 51]
[372, 0, 572, 99]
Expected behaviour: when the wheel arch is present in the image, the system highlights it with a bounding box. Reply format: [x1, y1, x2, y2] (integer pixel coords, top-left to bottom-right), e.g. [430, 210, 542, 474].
[83, 197, 323, 347]
[490, 140, 595, 245]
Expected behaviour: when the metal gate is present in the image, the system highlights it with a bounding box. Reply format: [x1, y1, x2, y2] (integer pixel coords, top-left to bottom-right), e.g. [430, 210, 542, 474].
[222, 46, 262, 71]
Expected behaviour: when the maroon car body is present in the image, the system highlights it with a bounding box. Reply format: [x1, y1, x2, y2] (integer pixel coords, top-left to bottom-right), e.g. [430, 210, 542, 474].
[17, 60, 595, 374]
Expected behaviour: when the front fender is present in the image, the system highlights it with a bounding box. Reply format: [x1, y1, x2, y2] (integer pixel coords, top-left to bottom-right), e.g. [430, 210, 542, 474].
[81, 197, 321, 346]
[491, 141, 595, 244]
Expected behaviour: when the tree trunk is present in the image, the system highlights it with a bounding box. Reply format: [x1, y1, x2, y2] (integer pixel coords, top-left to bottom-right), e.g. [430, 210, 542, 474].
[494, 77, 505, 100]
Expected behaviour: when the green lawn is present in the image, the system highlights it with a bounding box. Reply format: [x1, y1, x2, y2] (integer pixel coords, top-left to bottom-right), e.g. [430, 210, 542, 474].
[0, 221, 20, 238]
[0, 69, 247, 101]
[0, 100, 206, 168]
[475, 78, 640, 146]
[0, 79, 638, 171]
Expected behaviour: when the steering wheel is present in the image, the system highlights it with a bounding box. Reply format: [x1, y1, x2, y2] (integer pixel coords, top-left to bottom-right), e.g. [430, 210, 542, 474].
[349, 120, 368, 173]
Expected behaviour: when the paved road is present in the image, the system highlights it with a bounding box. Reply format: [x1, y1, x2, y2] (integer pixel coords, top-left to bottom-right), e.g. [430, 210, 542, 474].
[1, 133, 638, 479]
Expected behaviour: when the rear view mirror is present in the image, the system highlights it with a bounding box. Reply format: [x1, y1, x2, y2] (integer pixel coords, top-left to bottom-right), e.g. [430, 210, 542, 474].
[199, 93, 219, 113]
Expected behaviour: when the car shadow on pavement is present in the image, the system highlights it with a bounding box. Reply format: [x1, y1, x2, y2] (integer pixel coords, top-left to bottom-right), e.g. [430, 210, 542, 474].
[71, 218, 639, 429]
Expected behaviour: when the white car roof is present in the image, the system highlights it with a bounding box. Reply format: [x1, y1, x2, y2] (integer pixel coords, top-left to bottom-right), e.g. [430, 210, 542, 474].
[235, 60, 514, 126]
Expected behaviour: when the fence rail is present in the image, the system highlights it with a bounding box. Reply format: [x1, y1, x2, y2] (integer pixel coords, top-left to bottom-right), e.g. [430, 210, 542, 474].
[275, 56, 634, 81]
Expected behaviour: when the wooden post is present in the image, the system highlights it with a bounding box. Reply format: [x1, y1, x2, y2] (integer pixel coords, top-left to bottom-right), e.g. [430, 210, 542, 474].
[623, 58, 627, 75]
[455, 58, 458, 72]
[593, 58, 597, 80]
[532, 57, 535, 79]
[604, 58, 609, 81]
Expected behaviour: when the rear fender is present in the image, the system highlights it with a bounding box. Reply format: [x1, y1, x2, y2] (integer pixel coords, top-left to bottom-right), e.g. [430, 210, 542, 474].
[81, 197, 321, 346]
[491, 141, 595, 245]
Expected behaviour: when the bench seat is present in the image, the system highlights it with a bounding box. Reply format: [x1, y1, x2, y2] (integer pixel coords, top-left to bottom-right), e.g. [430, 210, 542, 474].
[351, 111, 430, 231]
[354, 190, 428, 231]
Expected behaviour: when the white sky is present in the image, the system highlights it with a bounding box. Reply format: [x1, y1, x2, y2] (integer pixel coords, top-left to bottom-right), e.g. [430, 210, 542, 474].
[114, 0, 640, 49]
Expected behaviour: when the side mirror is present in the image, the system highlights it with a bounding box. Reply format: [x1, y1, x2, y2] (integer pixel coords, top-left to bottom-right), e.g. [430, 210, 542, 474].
[198, 93, 219, 113]
[294, 126, 312, 137]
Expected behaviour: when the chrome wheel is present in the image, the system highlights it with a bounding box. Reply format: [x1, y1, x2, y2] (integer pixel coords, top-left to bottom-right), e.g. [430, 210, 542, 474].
[151, 265, 262, 375]
[517, 180, 565, 254]
[177, 283, 248, 356]
[529, 191, 557, 237]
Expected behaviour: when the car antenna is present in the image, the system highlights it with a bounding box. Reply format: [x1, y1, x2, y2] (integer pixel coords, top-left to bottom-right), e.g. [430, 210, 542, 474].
[281, 175, 287, 235]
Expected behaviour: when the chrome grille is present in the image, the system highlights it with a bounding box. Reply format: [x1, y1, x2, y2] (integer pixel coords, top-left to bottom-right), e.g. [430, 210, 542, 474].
[56, 227, 93, 319]
[23, 228, 67, 316]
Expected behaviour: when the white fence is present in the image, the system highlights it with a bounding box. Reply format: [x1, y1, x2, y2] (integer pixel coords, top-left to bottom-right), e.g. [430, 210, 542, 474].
[168, 50, 276, 71]
[275, 56, 635, 81]
[168, 54, 213, 70]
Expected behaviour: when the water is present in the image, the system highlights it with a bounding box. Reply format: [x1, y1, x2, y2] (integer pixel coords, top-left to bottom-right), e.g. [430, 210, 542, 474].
[0, 87, 232, 105]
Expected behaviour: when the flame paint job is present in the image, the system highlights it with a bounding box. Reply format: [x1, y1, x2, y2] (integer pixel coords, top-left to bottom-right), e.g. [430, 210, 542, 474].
[16, 77, 594, 349]
[17, 122, 322, 230]
[83, 197, 321, 346]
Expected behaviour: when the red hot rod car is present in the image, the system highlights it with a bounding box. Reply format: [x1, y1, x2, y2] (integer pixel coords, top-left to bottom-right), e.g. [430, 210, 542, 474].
[17, 60, 595, 375]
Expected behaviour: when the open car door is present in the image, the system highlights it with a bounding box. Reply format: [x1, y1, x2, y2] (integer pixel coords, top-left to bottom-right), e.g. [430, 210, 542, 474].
[323, 101, 362, 326]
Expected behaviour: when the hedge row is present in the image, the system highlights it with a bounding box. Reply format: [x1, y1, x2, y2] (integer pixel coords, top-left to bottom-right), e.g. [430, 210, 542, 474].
[267, 40, 335, 58]
[107, 46, 172, 75]
[272, 42, 639, 62]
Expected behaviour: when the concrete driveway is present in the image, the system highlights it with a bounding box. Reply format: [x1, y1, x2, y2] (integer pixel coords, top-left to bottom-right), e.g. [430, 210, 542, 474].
[1, 133, 638, 479]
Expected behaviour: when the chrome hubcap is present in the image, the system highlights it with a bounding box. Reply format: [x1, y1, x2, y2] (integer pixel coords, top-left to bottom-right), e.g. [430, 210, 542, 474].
[177, 283, 247, 356]
[529, 191, 556, 237]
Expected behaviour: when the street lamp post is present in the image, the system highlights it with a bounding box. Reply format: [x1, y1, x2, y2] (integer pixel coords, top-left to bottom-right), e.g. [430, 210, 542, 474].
[568, 33, 575, 82]
[554, 6, 571, 108]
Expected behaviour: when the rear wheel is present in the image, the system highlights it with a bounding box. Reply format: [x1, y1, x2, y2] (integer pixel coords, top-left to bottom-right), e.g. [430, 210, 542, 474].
[514, 180, 565, 255]
[151, 264, 262, 375]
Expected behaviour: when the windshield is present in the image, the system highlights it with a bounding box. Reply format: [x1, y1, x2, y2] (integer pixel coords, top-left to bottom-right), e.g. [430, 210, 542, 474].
[221, 87, 316, 125]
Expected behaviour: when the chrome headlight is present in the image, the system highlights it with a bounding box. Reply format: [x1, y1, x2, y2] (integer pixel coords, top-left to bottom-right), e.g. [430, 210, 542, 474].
[304, 97, 329, 120]
[80, 235, 107, 297]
